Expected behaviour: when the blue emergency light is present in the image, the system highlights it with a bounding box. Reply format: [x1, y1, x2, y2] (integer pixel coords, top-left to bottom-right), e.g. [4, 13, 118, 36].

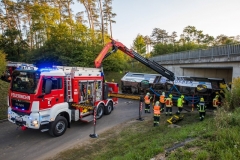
[38, 67, 58, 72]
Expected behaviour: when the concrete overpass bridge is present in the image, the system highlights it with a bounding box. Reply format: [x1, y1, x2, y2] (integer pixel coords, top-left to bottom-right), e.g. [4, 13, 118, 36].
[150, 44, 240, 83]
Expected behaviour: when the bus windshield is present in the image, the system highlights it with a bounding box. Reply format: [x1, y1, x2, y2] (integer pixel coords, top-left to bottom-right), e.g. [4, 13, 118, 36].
[11, 70, 39, 94]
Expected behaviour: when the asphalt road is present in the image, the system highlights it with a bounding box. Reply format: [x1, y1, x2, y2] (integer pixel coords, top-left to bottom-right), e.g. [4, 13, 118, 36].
[0, 99, 153, 160]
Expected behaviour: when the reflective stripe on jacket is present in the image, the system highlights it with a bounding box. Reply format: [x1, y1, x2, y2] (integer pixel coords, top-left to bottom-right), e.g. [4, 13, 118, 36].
[197, 102, 206, 112]
[165, 98, 173, 107]
[144, 96, 150, 104]
[160, 95, 165, 103]
[154, 105, 161, 115]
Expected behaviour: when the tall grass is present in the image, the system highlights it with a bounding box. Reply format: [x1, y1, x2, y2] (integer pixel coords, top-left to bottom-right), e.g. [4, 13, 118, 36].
[223, 77, 240, 111]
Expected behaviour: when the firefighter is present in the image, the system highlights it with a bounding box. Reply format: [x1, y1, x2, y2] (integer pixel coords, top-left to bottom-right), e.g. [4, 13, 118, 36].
[176, 95, 184, 115]
[165, 94, 173, 116]
[144, 92, 152, 113]
[153, 101, 161, 126]
[197, 97, 207, 121]
[213, 95, 221, 109]
[159, 92, 166, 112]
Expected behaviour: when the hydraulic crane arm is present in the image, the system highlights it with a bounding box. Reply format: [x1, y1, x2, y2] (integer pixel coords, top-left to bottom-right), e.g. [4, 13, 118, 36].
[94, 39, 175, 81]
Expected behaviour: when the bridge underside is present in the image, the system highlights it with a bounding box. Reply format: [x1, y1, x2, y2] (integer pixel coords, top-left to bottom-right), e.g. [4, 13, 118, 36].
[181, 67, 233, 83]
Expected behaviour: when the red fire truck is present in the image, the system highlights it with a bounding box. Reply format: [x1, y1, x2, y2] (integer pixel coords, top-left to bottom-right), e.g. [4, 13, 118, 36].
[8, 65, 118, 137]
[7, 39, 173, 137]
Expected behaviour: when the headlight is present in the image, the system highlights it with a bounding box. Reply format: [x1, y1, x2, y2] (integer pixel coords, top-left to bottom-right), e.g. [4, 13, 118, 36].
[32, 120, 38, 125]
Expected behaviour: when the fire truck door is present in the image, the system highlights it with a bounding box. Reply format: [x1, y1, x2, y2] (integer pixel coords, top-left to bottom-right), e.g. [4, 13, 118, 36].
[40, 77, 64, 110]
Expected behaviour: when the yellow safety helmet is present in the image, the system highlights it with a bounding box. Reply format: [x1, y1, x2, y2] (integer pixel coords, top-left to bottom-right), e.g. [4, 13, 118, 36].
[169, 94, 173, 98]
[181, 95, 184, 99]
[200, 97, 204, 102]
[215, 95, 219, 98]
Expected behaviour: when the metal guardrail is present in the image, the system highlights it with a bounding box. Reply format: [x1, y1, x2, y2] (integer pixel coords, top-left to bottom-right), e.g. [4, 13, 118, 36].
[151, 43, 240, 62]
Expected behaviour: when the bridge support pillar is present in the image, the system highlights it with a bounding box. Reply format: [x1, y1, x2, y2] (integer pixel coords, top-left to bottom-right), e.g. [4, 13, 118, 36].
[233, 66, 240, 80]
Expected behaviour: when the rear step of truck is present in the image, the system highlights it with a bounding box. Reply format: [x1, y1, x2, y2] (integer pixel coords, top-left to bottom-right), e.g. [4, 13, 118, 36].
[80, 115, 94, 122]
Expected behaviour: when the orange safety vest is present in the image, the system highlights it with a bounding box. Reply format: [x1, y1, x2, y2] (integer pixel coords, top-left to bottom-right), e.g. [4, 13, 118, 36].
[160, 95, 165, 103]
[213, 98, 220, 107]
[154, 105, 161, 115]
[144, 96, 150, 104]
[165, 98, 173, 107]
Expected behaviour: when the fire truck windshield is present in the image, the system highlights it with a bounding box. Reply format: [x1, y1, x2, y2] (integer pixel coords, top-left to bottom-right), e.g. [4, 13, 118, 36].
[11, 70, 39, 94]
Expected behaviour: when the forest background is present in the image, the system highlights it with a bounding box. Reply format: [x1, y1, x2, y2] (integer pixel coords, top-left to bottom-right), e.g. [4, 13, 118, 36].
[0, 0, 239, 76]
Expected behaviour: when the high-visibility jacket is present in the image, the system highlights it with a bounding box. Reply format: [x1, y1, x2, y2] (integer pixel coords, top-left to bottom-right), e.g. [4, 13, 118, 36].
[154, 105, 161, 115]
[213, 98, 220, 107]
[197, 102, 206, 112]
[165, 98, 173, 107]
[160, 95, 165, 103]
[144, 96, 150, 104]
[177, 98, 184, 107]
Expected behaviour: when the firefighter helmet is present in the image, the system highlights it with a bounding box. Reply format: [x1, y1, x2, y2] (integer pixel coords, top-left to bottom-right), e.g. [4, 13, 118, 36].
[181, 95, 184, 99]
[200, 97, 204, 102]
[146, 92, 150, 96]
[162, 92, 165, 96]
[155, 101, 160, 105]
[215, 95, 219, 98]
[169, 94, 173, 98]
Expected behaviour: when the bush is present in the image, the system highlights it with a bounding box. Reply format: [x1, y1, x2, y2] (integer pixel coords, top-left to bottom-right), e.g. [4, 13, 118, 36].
[0, 50, 7, 75]
[222, 77, 240, 110]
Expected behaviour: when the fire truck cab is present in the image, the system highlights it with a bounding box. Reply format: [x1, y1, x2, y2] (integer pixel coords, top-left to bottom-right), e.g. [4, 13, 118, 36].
[8, 65, 118, 137]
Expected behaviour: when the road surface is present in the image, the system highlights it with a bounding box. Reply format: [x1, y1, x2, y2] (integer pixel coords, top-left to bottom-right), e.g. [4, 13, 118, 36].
[0, 99, 152, 160]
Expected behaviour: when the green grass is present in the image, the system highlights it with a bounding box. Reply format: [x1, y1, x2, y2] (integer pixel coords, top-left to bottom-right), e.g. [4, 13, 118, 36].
[48, 108, 240, 160]
[0, 80, 10, 120]
[47, 112, 213, 160]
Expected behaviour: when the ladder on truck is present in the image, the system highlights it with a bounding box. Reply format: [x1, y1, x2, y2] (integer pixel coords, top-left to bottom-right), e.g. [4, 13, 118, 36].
[65, 74, 73, 102]
[7, 61, 35, 67]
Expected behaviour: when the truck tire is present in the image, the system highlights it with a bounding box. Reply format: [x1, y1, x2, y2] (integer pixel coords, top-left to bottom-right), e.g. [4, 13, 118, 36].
[104, 101, 113, 115]
[96, 104, 104, 119]
[48, 116, 67, 137]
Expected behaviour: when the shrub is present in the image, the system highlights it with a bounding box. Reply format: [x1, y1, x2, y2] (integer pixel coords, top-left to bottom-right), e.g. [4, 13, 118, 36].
[222, 77, 240, 111]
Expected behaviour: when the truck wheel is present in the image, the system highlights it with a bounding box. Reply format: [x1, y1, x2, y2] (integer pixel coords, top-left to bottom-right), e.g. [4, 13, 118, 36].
[96, 104, 104, 119]
[48, 116, 67, 137]
[104, 102, 113, 115]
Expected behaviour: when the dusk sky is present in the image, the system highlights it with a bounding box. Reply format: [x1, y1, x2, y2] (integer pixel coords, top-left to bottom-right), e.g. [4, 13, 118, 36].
[73, 0, 240, 48]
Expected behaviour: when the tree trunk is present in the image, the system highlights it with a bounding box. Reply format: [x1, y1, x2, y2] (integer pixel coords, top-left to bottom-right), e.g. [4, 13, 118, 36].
[98, 0, 104, 45]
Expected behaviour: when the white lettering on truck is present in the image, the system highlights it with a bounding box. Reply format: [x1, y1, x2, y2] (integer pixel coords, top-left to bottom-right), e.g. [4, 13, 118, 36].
[11, 93, 30, 100]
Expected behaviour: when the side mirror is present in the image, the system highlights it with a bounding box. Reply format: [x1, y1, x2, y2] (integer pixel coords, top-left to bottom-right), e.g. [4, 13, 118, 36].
[45, 79, 52, 94]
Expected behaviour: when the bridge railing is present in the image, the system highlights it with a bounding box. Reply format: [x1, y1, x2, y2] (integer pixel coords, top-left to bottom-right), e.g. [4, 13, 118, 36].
[151, 43, 240, 62]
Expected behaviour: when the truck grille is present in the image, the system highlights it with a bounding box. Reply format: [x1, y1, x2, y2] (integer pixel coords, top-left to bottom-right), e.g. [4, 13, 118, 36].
[11, 99, 30, 111]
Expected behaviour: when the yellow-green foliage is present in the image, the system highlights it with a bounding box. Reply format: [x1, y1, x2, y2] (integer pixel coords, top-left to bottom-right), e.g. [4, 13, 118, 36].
[0, 50, 6, 75]
[0, 80, 9, 120]
[223, 77, 240, 110]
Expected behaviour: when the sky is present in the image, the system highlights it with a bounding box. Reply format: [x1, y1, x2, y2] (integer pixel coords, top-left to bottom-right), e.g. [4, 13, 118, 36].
[72, 0, 240, 48]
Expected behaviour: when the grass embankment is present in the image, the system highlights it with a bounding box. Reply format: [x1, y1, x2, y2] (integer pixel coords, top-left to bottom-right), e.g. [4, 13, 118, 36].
[0, 80, 9, 120]
[48, 108, 240, 160]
